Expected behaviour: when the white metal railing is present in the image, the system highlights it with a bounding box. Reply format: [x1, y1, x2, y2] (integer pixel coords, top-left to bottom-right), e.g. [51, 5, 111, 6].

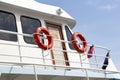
[0, 29, 110, 49]
[0, 29, 120, 80]
[0, 61, 120, 79]
[0, 41, 110, 68]
[0, 30, 114, 66]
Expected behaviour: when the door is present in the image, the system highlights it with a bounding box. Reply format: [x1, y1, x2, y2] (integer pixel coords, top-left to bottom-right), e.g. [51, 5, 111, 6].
[46, 22, 69, 67]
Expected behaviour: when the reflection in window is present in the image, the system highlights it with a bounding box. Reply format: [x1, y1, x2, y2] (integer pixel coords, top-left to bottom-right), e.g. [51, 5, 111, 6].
[21, 16, 41, 44]
[65, 26, 75, 50]
[0, 11, 17, 41]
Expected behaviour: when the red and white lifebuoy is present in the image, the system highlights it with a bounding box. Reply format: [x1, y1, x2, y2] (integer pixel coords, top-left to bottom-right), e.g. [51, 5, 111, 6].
[34, 27, 53, 50]
[71, 32, 87, 53]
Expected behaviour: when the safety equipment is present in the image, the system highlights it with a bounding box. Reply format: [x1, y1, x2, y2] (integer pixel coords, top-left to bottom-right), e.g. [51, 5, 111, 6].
[87, 45, 94, 58]
[34, 27, 53, 50]
[71, 32, 87, 53]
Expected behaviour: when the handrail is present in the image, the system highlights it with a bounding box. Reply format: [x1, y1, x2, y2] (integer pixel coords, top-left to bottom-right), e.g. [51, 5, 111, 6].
[0, 29, 110, 51]
[0, 52, 106, 68]
[0, 61, 120, 74]
[0, 29, 112, 69]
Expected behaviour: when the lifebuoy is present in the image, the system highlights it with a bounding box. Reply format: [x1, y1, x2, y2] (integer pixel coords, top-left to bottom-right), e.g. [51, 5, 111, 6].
[71, 32, 87, 53]
[34, 27, 53, 50]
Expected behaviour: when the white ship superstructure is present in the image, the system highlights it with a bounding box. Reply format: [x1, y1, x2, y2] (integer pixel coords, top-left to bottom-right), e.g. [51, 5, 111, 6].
[0, 0, 120, 80]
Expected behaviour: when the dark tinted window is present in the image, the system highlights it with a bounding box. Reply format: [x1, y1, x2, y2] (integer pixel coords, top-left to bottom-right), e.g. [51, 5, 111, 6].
[65, 26, 74, 50]
[0, 11, 17, 41]
[21, 16, 41, 44]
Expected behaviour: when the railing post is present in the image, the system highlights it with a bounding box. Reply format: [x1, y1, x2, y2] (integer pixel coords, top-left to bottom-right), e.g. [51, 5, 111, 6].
[33, 65, 38, 80]
[18, 39, 22, 62]
[79, 54, 83, 67]
[94, 51, 99, 68]
[85, 69, 89, 80]
[9, 66, 13, 73]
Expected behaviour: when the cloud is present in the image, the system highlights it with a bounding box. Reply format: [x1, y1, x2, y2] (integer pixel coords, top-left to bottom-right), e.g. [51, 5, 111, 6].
[98, 4, 117, 11]
[86, 1, 95, 6]
[85, 0, 119, 11]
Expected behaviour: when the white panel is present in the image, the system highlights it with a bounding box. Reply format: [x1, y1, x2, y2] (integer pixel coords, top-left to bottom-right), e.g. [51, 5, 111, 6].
[80, 53, 90, 68]
[68, 52, 90, 69]
[0, 43, 20, 62]
[43, 50, 52, 65]
[68, 53, 81, 68]
[20, 46, 43, 64]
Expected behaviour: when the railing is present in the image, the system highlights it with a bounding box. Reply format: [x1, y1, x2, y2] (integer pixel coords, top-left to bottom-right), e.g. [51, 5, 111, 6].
[0, 39, 109, 69]
[0, 29, 120, 80]
[0, 60, 120, 80]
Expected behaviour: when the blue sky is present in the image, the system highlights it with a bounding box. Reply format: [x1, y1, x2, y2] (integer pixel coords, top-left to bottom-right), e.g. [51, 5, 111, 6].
[36, 0, 120, 70]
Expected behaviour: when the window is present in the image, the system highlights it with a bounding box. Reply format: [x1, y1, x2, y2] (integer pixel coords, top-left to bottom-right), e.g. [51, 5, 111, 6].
[65, 26, 74, 50]
[0, 11, 17, 41]
[21, 16, 41, 44]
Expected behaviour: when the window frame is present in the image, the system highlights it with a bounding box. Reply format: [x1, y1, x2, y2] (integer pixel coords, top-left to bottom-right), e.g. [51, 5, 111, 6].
[0, 10, 18, 42]
[20, 15, 42, 44]
[65, 25, 75, 50]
